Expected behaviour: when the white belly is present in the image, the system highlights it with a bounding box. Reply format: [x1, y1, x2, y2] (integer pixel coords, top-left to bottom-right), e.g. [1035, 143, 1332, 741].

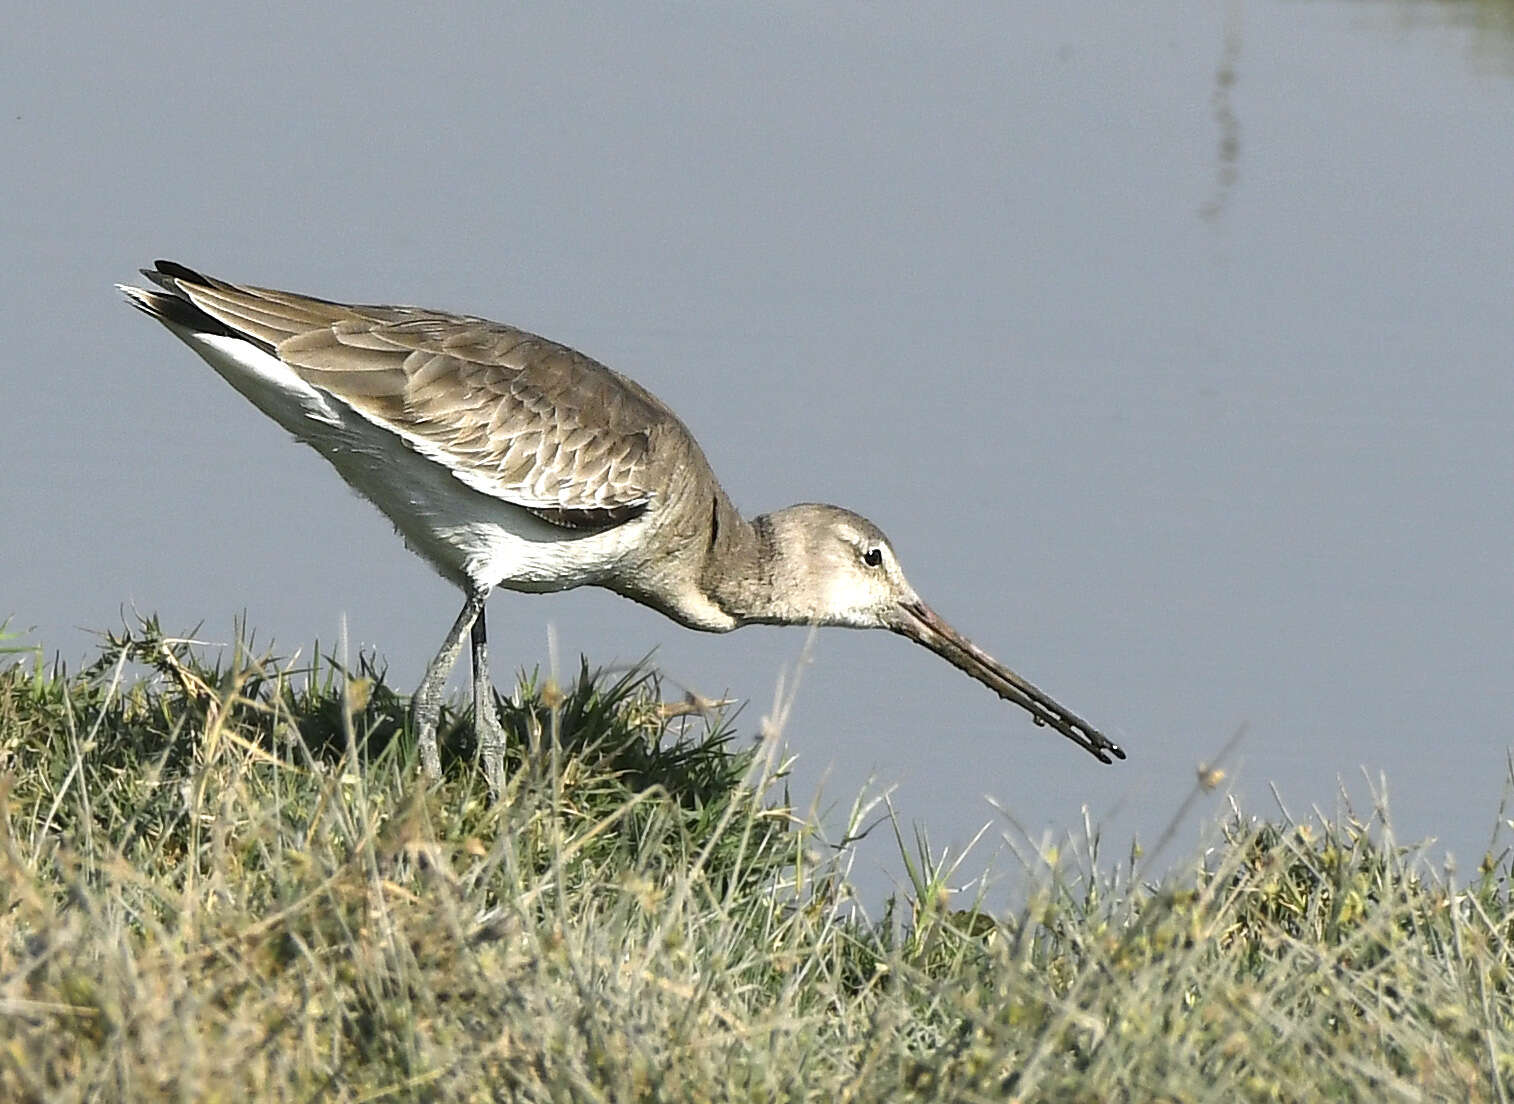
[178, 331, 650, 592]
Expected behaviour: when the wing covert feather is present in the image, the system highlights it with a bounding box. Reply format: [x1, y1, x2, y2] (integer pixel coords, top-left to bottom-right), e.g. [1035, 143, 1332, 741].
[157, 265, 666, 530]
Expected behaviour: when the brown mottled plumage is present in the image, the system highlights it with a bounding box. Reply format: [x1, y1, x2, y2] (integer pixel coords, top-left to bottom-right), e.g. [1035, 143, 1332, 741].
[144, 262, 665, 528]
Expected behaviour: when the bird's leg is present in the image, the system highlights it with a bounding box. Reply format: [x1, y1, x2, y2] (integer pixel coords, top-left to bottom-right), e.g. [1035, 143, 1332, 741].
[410, 589, 485, 779]
[470, 603, 508, 798]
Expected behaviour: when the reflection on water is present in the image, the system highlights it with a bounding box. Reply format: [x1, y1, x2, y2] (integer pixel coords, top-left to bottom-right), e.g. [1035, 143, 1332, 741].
[1344, 0, 1514, 75]
[1204, 0, 1514, 231]
[1200, 0, 1245, 223]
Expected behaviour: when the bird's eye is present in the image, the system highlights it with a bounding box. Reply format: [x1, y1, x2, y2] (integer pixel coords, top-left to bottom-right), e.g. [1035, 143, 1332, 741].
[862, 547, 884, 568]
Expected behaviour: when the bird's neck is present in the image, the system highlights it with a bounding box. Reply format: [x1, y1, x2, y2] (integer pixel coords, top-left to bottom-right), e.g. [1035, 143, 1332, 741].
[701, 500, 805, 626]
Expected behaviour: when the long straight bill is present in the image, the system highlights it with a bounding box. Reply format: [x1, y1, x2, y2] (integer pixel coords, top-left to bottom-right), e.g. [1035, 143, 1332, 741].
[893, 600, 1125, 764]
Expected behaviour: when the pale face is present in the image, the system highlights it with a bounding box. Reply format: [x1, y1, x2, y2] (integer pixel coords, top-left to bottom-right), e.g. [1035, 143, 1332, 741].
[807, 515, 920, 629]
[787, 504, 1125, 765]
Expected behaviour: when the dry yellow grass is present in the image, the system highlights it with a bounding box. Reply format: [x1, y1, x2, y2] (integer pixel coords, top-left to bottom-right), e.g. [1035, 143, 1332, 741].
[0, 618, 1510, 1101]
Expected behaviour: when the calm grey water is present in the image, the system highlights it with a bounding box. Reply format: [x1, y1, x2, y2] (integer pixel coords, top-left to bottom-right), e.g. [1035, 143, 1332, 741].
[5, 2, 1513, 902]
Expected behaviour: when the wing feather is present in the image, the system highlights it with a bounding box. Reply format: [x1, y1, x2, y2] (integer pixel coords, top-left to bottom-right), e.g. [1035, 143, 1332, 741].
[148, 263, 665, 529]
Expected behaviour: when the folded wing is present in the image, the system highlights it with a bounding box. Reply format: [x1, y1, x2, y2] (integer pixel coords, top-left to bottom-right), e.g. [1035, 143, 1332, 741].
[144, 261, 662, 530]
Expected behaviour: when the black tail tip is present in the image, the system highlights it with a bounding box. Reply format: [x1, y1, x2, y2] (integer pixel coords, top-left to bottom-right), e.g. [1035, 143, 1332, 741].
[144, 259, 210, 285]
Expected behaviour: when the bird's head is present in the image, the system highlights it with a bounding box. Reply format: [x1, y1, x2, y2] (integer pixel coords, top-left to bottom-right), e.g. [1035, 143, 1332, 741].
[758, 504, 918, 628]
[758, 503, 1125, 764]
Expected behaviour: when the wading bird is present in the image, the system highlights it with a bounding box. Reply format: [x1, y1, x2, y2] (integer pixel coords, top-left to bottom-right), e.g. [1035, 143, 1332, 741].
[120, 262, 1124, 793]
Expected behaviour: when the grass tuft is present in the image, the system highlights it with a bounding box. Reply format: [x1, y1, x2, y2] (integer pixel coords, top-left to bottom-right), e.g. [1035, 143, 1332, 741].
[0, 617, 1511, 1101]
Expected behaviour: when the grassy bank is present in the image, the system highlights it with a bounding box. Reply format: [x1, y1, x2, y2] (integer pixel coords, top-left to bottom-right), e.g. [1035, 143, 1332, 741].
[0, 619, 1510, 1101]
